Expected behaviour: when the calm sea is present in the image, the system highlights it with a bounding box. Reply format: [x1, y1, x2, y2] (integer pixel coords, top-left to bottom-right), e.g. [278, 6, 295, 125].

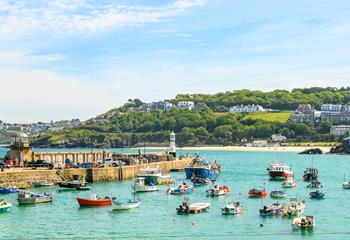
[0, 147, 349, 239]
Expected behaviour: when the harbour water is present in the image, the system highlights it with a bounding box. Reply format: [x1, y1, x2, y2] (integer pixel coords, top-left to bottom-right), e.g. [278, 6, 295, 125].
[0, 147, 350, 239]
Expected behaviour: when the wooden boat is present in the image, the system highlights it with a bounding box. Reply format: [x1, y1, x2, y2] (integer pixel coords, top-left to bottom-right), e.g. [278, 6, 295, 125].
[191, 177, 210, 186]
[0, 186, 18, 194]
[248, 188, 268, 198]
[306, 181, 322, 189]
[281, 177, 297, 188]
[309, 190, 325, 199]
[0, 199, 12, 213]
[292, 216, 315, 229]
[132, 177, 159, 192]
[281, 198, 305, 216]
[221, 201, 243, 215]
[259, 203, 283, 216]
[33, 182, 54, 187]
[112, 199, 141, 211]
[303, 167, 319, 181]
[77, 194, 113, 206]
[206, 184, 230, 197]
[17, 191, 53, 204]
[59, 180, 89, 190]
[176, 197, 210, 214]
[167, 184, 193, 195]
[270, 189, 286, 198]
[267, 162, 293, 180]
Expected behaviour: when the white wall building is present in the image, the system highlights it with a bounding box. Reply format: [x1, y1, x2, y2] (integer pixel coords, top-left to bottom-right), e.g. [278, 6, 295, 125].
[229, 104, 264, 113]
[330, 125, 350, 136]
[177, 101, 195, 110]
[321, 104, 343, 112]
[271, 134, 287, 142]
[246, 140, 268, 147]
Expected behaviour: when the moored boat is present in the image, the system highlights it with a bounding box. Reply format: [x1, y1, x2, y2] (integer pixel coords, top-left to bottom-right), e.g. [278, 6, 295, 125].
[77, 194, 113, 206]
[0, 199, 12, 213]
[303, 167, 319, 181]
[185, 159, 221, 180]
[137, 167, 173, 185]
[221, 201, 243, 215]
[191, 177, 210, 186]
[176, 197, 210, 214]
[259, 203, 283, 216]
[112, 199, 141, 211]
[343, 180, 350, 189]
[17, 190, 53, 204]
[248, 188, 268, 198]
[206, 184, 230, 197]
[306, 180, 322, 189]
[33, 182, 54, 187]
[167, 183, 193, 195]
[292, 216, 315, 229]
[309, 190, 325, 199]
[281, 198, 305, 216]
[270, 189, 286, 198]
[267, 162, 293, 180]
[0, 186, 18, 194]
[132, 177, 160, 192]
[281, 177, 297, 188]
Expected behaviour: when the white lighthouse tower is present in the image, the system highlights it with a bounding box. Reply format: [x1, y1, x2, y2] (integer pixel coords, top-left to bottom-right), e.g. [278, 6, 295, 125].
[169, 131, 176, 157]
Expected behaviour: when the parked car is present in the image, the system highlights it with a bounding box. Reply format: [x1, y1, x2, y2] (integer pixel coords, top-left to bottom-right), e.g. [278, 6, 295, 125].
[25, 160, 54, 169]
[97, 158, 126, 167]
[0, 161, 10, 169]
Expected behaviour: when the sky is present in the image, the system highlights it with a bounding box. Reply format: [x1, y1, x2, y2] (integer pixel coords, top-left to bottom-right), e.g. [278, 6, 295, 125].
[1, 0, 350, 123]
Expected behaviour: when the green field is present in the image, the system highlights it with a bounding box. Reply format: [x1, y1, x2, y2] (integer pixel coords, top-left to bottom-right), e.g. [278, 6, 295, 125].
[243, 111, 292, 123]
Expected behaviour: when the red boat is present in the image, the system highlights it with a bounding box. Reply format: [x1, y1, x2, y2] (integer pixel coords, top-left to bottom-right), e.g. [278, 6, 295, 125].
[77, 194, 112, 206]
[267, 162, 293, 180]
[248, 188, 268, 198]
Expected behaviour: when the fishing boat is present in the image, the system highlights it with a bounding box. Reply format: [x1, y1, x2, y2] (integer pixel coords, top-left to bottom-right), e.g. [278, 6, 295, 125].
[132, 177, 160, 192]
[281, 177, 297, 188]
[185, 159, 221, 180]
[0, 199, 12, 213]
[259, 203, 283, 216]
[112, 199, 141, 210]
[248, 188, 268, 198]
[76, 183, 91, 191]
[281, 198, 305, 216]
[221, 201, 243, 215]
[17, 191, 53, 204]
[292, 216, 315, 229]
[303, 167, 319, 181]
[309, 190, 325, 199]
[342, 174, 350, 189]
[306, 180, 322, 188]
[137, 167, 173, 185]
[33, 182, 54, 187]
[167, 183, 194, 195]
[206, 183, 230, 197]
[0, 186, 18, 194]
[267, 162, 293, 180]
[176, 197, 210, 214]
[270, 189, 286, 198]
[191, 177, 210, 186]
[77, 194, 113, 206]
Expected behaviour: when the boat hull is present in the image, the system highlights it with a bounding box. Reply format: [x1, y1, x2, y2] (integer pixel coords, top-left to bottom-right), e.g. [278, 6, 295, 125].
[177, 203, 210, 214]
[112, 200, 141, 210]
[77, 198, 112, 206]
[185, 167, 219, 180]
[18, 196, 52, 204]
[133, 185, 159, 192]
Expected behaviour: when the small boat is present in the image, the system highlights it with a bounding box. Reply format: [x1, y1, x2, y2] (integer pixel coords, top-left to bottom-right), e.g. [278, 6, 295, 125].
[303, 167, 319, 181]
[76, 182, 91, 191]
[270, 189, 286, 198]
[17, 191, 53, 204]
[0, 199, 12, 213]
[132, 177, 159, 192]
[167, 183, 194, 195]
[137, 167, 173, 185]
[259, 203, 283, 216]
[221, 201, 243, 215]
[292, 216, 315, 229]
[33, 182, 54, 187]
[176, 197, 210, 214]
[281, 198, 305, 216]
[248, 188, 268, 198]
[206, 184, 230, 197]
[267, 162, 293, 180]
[306, 180, 322, 189]
[281, 177, 297, 188]
[59, 180, 90, 190]
[112, 199, 141, 211]
[185, 158, 221, 180]
[0, 186, 18, 194]
[77, 194, 113, 207]
[191, 177, 210, 186]
[343, 180, 350, 189]
[309, 190, 325, 199]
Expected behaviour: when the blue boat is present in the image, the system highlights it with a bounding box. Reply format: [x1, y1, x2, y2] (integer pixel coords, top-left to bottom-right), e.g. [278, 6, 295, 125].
[0, 187, 18, 194]
[185, 159, 221, 180]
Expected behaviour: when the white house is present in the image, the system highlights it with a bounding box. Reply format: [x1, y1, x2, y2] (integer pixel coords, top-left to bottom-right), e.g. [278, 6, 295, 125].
[330, 125, 350, 136]
[271, 134, 287, 142]
[321, 104, 343, 112]
[229, 104, 264, 113]
[177, 101, 195, 110]
[246, 140, 268, 147]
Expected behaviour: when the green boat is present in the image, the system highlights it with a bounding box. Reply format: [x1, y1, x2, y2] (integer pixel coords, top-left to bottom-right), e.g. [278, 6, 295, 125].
[0, 199, 12, 213]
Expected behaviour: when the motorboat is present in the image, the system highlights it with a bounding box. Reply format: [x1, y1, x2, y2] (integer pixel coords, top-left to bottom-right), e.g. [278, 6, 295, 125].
[191, 177, 210, 186]
[0, 186, 18, 194]
[206, 184, 230, 197]
[248, 188, 268, 198]
[33, 182, 54, 187]
[343, 180, 350, 189]
[282, 198, 305, 216]
[281, 177, 297, 188]
[58, 180, 89, 190]
[267, 162, 293, 180]
[185, 159, 221, 180]
[176, 197, 210, 214]
[17, 190, 53, 204]
[76, 183, 91, 191]
[77, 194, 113, 206]
[137, 167, 173, 185]
[167, 183, 194, 195]
[306, 181, 322, 189]
[112, 199, 141, 211]
[221, 201, 243, 215]
[303, 167, 319, 181]
[292, 216, 315, 229]
[270, 189, 286, 199]
[259, 203, 283, 216]
[309, 190, 325, 199]
[132, 177, 160, 192]
[0, 199, 12, 213]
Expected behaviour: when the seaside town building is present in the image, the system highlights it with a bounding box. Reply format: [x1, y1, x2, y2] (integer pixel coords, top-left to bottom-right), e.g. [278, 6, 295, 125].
[330, 125, 350, 136]
[290, 104, 317, 123]
[271, 134, 287, 142]
[229, 104, 265, 113]
[177, 101, 195, 110]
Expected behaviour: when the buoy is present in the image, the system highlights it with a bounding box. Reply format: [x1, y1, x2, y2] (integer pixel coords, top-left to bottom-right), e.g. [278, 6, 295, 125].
[192, 222, 196, 227]
[260, 224, 264, 227]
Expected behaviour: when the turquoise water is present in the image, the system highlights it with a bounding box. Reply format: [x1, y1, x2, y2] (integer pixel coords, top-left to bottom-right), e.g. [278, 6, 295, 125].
[1, 148, 350, 239]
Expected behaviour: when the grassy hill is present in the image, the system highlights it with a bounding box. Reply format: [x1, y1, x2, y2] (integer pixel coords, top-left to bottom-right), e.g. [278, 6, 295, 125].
[243, 111, 292, 123]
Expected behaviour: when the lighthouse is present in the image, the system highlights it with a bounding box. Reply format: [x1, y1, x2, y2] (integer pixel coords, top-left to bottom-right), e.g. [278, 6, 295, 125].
[169, 131, 176, 157]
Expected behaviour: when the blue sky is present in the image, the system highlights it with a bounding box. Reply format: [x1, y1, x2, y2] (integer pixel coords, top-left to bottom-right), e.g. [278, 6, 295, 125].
[1, 0, 350, 123]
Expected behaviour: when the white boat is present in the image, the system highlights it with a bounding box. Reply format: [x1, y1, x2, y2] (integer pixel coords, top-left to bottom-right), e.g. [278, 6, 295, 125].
[206, 184, 230, 196]
[137, 167, 173, 185]
[292, 216, 315, 229]
[267, 162, 293, 180]
[132, 177, 160, 192]
[112, 199, 141, 210]
[33, 182, 55, 187]
[17, 191, 53, 204]
[281, 177, 297, 188]
[282, 198, 305, 216]
[221, 201, 243, 215]
[176, 198, 210, 214]
[343, 180, 350, 189]
[0, 199, 12, 213]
